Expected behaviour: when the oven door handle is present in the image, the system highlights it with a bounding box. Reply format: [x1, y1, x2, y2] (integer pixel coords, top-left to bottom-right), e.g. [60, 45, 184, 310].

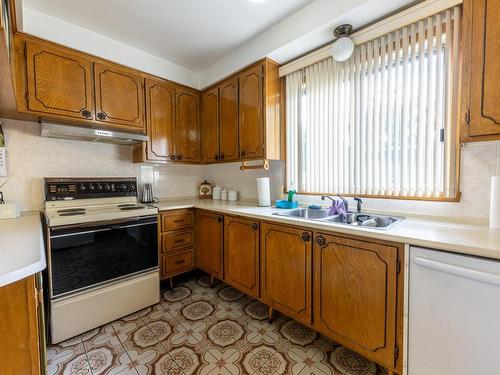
[51, 227, 112, 238]
[113, 222, 157, 230]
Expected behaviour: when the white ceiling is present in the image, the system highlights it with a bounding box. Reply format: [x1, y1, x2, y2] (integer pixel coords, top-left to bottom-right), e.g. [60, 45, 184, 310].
[23, 0, 314, 72]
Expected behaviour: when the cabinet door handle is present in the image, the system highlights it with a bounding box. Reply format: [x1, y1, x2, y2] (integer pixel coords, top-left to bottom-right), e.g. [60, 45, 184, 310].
[220, 153, 225, 160]
[215, 154, 219, 161]
[240, 150, 246, 158]
[175, 259, 185, 265]
[177, 154, 183, 161]
[81, 109, 92, 118]
[97, 112, 106, 120]
[252, 222, 258, 231]
[168, 153, 177, 161]
[301, 232, 311, 242]
[316, 235, 326, 246]
[217, 216, 223, 223]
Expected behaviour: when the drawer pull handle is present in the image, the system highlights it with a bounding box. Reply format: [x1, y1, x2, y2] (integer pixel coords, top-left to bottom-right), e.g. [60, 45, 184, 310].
[174, 239, 185, 243]
[173, 219, 184, 223]
[175, 259, 185, 265]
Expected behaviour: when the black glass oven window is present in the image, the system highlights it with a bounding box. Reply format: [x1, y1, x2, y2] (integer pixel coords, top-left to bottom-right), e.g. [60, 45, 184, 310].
[50, 220, 158, 297]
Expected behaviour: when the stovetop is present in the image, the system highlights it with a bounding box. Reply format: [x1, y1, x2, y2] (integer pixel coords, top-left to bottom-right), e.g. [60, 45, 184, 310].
[43, 177, 158, 227]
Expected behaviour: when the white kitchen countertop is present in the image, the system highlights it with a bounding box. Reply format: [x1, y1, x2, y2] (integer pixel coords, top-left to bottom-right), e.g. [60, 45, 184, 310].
[156, 198, 500, 261]
[0, 211, 46, 288]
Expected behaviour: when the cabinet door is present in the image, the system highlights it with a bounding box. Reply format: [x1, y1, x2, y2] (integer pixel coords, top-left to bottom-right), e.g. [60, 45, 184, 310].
[224, 216, 260, 298]
[175, 87, 201, 162]
[145, 79, 176, 162]
[25, 40, 94, 120]
[260, 223, 312, 324]
[313, 233, 398, 367]
[195, 211, 223, 278]
[201, 86, 219, 163]
[219, 77, 239, 161]
[0, 275, 41, 375]
[468, 0, 500, 137]
[238, 63, 264, 159]
[94, 62, 145, 130]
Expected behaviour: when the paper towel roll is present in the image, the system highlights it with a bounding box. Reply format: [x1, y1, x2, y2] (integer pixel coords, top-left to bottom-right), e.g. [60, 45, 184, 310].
[257, 177, 271, 207]
[490, 176, 500, 229]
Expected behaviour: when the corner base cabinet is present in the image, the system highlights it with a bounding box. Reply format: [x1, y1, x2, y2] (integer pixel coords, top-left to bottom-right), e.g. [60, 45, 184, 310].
[313, 233, 402, 369]
[195, 210, 224, 279]
[224, 216, 260, 298]
[260, 223, 312, 325]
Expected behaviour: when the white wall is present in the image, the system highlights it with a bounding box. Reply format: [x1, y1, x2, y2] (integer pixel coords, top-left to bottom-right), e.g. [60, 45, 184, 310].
[22, 8, 200, 89]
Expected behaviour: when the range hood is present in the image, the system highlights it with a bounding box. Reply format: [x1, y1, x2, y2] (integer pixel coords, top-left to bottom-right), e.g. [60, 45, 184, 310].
[40, 122, 148, 145]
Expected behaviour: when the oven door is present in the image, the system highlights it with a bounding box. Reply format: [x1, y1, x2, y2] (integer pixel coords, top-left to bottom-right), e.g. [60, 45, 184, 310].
[49, 215, 158, 299]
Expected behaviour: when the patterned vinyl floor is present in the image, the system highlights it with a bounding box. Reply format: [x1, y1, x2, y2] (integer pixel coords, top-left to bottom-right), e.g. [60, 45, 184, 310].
[47, 271, 386, 375]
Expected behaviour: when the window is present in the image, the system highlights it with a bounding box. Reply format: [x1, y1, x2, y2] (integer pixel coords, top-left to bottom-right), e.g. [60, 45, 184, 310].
[286, 6, 461, 199]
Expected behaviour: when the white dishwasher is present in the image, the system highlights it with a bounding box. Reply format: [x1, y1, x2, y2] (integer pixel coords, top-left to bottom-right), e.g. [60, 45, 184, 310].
[408, 246, 500, 375]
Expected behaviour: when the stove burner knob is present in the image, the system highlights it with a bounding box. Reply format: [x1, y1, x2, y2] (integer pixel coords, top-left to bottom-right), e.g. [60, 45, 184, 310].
[89, 183, 95, 192]
[104, 183, 111, 191]
[79, 184, 87, 192]
[97, 183, 103, 191]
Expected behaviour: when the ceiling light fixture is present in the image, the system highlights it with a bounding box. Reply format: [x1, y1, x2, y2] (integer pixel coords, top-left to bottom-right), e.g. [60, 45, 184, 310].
[331, 24, 355, 62]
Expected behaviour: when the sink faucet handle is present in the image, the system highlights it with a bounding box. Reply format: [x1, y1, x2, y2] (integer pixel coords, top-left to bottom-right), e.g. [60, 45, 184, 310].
[353, 196, 363, 212]
[337, 194, 349, 212]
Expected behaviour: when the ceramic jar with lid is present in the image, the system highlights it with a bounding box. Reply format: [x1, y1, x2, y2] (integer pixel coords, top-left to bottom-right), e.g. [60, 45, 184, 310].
[212, 186, 222, 200]
[199, 180, 212, 199]
[220, 188, 228, 201]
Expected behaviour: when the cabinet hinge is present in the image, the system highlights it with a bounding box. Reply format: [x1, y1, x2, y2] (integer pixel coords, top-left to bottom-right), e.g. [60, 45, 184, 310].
[34, 288, 43, 305]
[396, 260, 401, 273]
[25, 92, 29, 102]
[394, 345, 399, 359]
[24, 48, 27, 57]
[465, 110, 471, 125]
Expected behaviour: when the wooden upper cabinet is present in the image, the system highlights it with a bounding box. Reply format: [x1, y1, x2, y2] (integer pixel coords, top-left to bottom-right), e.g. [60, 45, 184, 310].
[195, 210, 223, 278]
[260, 223, 312, 324]
[25, 40, 94, 120]
[463, 0, 500, 139]
[175, 86, 200, 162]
[201, 86, 219, 163]
[238, 63, 264, 159]
[145, 79, 176, 162]
[219, 77, 239, 161]
[224, 216, 260, 298]
[93, 62, 145, 130]
[313, 233, 398, 368]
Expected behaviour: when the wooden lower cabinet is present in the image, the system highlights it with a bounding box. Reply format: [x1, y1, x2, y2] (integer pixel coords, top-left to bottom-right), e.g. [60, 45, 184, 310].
[224, 216, 260, 298]
[195, 210, 224, 278]
[313, 233, 401, 369]
[0, 274, 43, 375]
[260, 223, 312, 325]
[159, 209, 195, 280]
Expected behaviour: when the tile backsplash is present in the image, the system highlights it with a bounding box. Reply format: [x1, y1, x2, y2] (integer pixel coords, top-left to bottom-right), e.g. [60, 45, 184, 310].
[1, 118, 499, 219]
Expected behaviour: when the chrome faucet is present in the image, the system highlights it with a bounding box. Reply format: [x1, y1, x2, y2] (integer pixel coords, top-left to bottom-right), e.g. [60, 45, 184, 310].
[336, 194, 349, 212]
[321, 195, 349, 218]
[353, 196, 363, 213]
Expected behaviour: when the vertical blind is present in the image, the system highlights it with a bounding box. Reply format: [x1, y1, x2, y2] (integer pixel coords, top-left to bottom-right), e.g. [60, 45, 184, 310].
[286, 6, 461, 198]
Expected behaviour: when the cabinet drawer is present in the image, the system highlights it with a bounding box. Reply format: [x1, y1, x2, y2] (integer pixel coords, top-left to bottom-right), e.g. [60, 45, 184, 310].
[161, 210, 193, 231]
[162, 230, 193, 253]
[162, 249, 194, 277]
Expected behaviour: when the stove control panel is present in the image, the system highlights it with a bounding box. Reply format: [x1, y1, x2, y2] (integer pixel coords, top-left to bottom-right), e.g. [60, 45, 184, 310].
[44, 178, 137, 201]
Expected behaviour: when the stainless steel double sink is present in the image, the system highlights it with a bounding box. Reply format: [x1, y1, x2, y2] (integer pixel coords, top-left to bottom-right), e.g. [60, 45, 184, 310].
[272, 208, 404, 230]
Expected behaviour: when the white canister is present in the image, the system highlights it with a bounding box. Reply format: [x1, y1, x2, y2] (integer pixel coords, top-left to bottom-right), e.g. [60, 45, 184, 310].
[256, 177, 271, 207]
[212, 186, 222, 200]
[228, 190, 238, 202]
[221, 189, 228, 201]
